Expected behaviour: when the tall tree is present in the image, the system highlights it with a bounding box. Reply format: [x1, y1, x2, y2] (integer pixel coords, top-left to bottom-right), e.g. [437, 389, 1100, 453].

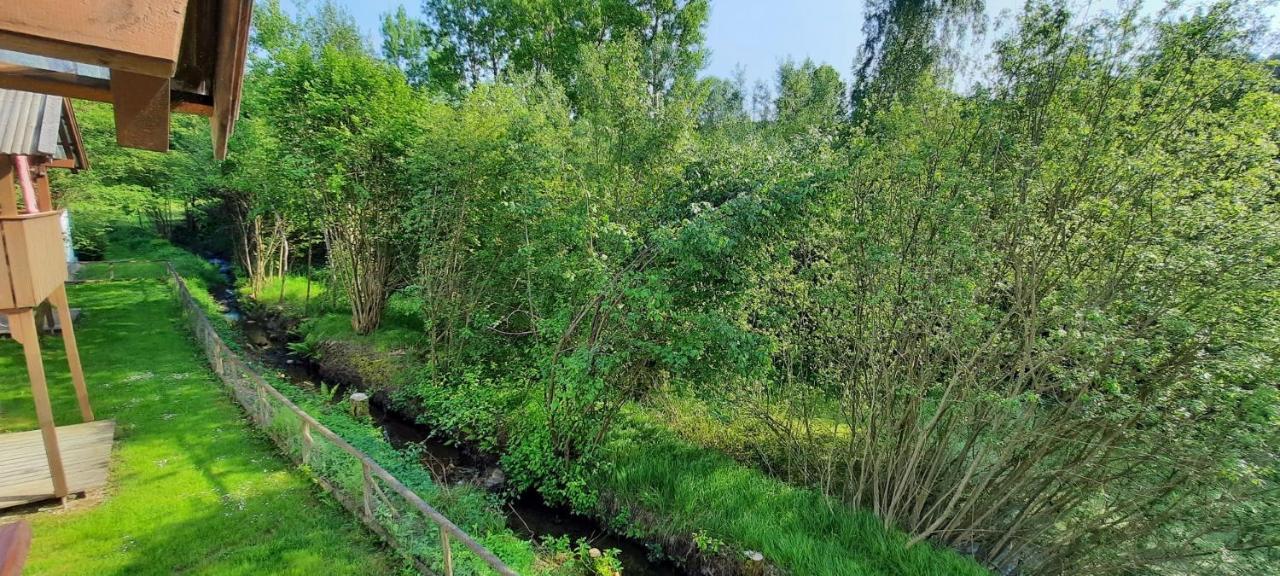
[774, 59, 848, 135]
[381, 6, 434, 87]
[851, 0, 983, 118]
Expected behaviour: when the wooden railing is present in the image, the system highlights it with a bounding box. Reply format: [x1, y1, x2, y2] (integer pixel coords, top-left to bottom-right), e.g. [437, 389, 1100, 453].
[68, 259, 170, 283]
[161, 263, 517, 576]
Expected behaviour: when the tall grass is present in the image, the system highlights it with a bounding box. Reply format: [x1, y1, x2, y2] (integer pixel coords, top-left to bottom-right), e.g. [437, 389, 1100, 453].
[599, 409, 990, 576]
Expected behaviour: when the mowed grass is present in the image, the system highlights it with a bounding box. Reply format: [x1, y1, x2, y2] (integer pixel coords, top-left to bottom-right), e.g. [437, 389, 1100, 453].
[0, 280, 397, 575]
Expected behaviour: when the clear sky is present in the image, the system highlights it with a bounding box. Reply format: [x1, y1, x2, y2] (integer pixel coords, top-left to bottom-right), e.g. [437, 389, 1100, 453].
[303, 0, 1278, 86]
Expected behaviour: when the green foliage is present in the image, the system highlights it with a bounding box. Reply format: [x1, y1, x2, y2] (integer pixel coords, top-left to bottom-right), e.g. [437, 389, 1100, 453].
[56, 0, 1280, 574]
[598, 411, 990, 576]
[403, 0, 709, 99]
[773, 58, 848, 136]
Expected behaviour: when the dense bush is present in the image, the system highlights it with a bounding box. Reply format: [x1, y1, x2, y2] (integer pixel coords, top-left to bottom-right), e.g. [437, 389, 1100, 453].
[60, 0, 1279, 574]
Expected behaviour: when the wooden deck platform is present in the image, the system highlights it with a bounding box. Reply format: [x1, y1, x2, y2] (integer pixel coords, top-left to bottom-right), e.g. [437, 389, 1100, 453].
[0, 421, 114, 509]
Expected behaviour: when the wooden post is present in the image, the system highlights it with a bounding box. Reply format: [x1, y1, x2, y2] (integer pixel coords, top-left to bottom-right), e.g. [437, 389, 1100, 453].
[350, 392, 369, 420]
[109, 70, 171, 153]
[48, 285, 92, 422]
[11, 309, 68, 497]
[0, 520, 33, 576]
[301, 420, 313, 465]
[440, 529, 454, 576]
[0, 156, 16, 216]
[32, 167, 52, 212]
[361, 462, 373, 519]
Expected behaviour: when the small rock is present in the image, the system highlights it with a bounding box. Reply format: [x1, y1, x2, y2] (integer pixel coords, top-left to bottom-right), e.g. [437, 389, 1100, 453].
[350, 392, 370, 419]
[481, 467, 506, 492]
[745, 550, 764, 562]
[248, 330, 271, 347]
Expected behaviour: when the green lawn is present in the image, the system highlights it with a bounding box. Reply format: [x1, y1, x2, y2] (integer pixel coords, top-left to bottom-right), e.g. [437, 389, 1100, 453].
[0, 280, 397, 575]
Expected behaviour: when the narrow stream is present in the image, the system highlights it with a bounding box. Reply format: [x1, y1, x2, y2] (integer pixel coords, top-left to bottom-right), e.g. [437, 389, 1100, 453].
[203, 259, 683, 576]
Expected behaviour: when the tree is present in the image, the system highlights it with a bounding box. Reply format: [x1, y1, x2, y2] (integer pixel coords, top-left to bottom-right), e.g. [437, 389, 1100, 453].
[261, 43, 424, 334]
[851, 0, 984, 118]
[380, 6, 436, 88]
[698, 66, 749, 129]
[774, 59, 848, 135]
[740, 2, 1280, 573]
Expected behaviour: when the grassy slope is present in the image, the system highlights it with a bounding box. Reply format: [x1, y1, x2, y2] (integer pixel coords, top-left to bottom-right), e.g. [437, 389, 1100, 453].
[0, 280, 396, 575]
[280, 297, 989, 576]
[117, 233, 987, 575]
[77, 228, 556, 575]
[604, 411, 986, 576]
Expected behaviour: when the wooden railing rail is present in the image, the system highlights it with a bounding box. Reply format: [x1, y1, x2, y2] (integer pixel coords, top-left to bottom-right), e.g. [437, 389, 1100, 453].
[162, 262, 516, 576]
[70, 259, 169, 283]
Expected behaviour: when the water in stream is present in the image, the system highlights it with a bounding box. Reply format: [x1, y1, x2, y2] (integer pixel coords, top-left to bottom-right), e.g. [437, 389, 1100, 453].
[204, 259, 684, 576]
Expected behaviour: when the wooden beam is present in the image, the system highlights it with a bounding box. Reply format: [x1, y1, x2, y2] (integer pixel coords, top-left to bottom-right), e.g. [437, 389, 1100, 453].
[0, 0, 188, 78]
[32, 164, 51, 212]
[11, 309, 68, 498]
[210, 0, 253, 160]
[49, 285, 93, 423]
[0, 65, 213, 116]
[60, 99, 89, 171]
[110, 70, 171, 153]
[0, 156, 15, 217]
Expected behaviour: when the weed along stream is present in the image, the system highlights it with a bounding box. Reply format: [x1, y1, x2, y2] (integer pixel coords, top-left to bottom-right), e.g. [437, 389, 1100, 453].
[205, 262, 683, 576]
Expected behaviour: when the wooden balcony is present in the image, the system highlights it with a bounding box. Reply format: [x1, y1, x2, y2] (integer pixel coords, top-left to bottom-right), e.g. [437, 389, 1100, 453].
[0, 209, 66, 310]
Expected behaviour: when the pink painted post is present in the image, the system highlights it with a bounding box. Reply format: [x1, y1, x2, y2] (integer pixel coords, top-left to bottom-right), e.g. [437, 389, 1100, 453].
[12, 156, 40, 214]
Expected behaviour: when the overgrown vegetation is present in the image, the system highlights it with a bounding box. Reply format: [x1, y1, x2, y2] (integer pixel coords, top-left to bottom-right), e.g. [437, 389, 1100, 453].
[54, 0, 1279, 574]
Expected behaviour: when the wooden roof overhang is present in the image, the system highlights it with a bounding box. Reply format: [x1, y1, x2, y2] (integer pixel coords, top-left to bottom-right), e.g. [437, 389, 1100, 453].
[0, 0, 252, 159]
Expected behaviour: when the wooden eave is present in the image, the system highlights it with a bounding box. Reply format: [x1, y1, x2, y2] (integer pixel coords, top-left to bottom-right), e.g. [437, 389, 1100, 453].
[0, 0, 251, 159]
[51, 98, 88, 171]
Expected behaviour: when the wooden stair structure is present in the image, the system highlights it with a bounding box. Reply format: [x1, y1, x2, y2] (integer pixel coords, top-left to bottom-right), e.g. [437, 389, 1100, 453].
[0, 0, 253, 512]
[0, 98, 102, 504]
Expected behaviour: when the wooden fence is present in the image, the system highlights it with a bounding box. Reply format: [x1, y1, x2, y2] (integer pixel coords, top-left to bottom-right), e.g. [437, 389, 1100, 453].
[159, 262, 517, 576]
[67, 259, 170, 283]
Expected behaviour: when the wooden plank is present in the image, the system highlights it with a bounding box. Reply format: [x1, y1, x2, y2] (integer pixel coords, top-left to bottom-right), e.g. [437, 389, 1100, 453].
[210, 0, 252, 160]
[32, 167, 51, 212]
[0, 0, 188, 78]
[60, 98, 89, 171]
[0, 64, 212, 116]
[2, 218, 33, 307]
[0, 211, 68, 308]
[0, 521, 31, 576]
[0, 156, 15, 217]
[0, 160, 12, 312]
[24, 211, 68, 302]
[49, 285, 93, 422]
[0, 421, 114, 509]
[10, 309, 67, 498]
[110, 71, 171, 153]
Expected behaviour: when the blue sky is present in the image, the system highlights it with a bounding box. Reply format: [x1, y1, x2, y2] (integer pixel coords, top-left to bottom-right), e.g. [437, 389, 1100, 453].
[302, 0, 1278, 86]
